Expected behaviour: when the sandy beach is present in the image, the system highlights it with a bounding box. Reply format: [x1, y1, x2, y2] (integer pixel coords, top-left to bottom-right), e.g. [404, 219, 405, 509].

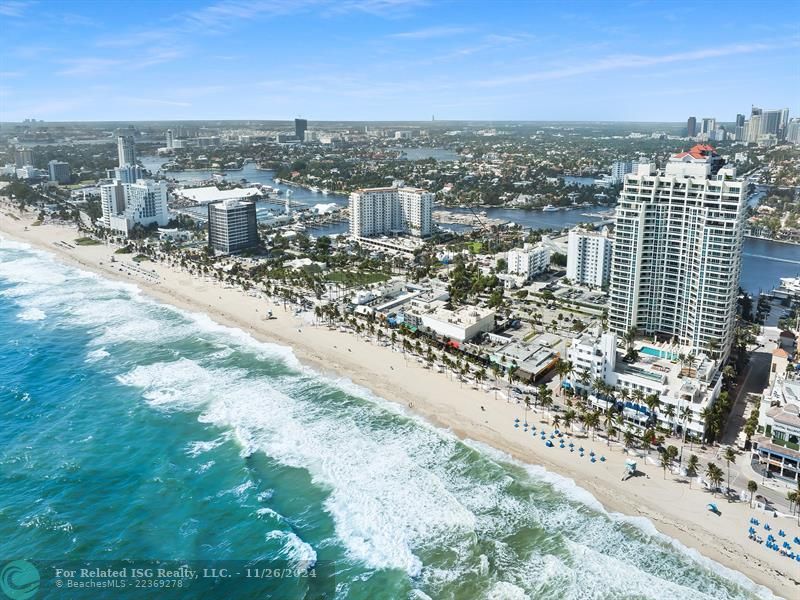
[1, 210, 796, 598]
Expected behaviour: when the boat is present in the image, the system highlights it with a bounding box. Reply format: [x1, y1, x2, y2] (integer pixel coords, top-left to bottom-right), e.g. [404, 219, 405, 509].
[542, 204, 560, 212]
[310, 186, 320, 193]
[321, 189, 330, 195]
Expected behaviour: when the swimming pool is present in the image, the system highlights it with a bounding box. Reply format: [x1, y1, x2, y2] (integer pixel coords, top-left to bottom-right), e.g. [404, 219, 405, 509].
[639, 346, 678, 360]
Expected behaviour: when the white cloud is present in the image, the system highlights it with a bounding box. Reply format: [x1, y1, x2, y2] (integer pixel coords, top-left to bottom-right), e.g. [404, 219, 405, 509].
[478, 42, 790, 87]
[389, 26, 471, 40]
[0, 0, 33, 17]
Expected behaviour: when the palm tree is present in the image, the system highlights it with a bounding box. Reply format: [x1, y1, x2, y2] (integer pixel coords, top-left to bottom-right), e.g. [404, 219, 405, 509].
[705, 463, 723, 496]
[537, 384, 553, 423]
[563, 409, 576, 432]
[663, 404, 676, 435]
[660, 451, 672, 479]
[723, 447, 736, 500]
[554, 359, 573, 397]
[623, 429, 634, 451]
[552, 415, 562, 431]
[686, 454, 699, 489]
[747, 480, 758, 508]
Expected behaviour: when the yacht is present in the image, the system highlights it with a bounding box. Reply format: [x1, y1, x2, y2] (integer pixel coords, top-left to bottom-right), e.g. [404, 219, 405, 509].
[542, 204, 560, 212]
[321, 189, 330, 195]
[310, 186, 320, 193]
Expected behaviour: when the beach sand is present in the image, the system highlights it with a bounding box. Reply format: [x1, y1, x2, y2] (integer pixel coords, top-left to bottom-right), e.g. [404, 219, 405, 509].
[1, 210, 796, 598]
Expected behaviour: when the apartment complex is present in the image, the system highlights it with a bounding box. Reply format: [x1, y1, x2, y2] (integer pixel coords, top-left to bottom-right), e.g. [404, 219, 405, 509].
[207, 199, 258, 254]
[349, 186, 433, 238]
[608, 145, 746, 361]
[100, 179, 169, 235]
[507, 242, 550, 281]
[567, 227, 613, 288]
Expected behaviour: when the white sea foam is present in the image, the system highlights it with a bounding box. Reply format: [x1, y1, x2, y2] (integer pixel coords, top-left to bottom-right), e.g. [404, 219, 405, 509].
[85, 348, 110, 363]
[185, 436, 227, 457]
[17, 307, 46, 321]
[265, 530, 317, 570]
[1, 237, 776, 599]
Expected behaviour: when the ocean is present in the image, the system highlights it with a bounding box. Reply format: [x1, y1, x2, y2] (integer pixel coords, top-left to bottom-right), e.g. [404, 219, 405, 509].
[0, 237, 775, 600]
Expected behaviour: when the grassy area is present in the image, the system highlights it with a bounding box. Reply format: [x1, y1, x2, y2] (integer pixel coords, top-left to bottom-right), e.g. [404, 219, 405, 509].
[74, 237, 101, 246]
[132, 254, 149, 263]
[468, 241, 483, 254]
[325, 270, 389, 286]
[115, 247, 132, 254]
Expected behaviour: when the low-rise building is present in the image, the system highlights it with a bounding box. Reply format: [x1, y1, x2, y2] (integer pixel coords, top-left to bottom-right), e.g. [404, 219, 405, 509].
[405, 298, 495, 343]
[507, 242, 550, 281]
[756, 375, 800, 482]
[174, 185, 262, 204]
[566, 328, 721, 437]
[489, 340, 559, 382]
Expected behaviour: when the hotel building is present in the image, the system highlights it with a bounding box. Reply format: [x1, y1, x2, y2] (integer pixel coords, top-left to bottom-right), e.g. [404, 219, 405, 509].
[207, 199, 258, 254]
[566, 328, 721, 438]
[608, 145, 747, 362]
[349, 187, 433, 238]
[567, 227, 613, 288]
[100, 179, 170, 235]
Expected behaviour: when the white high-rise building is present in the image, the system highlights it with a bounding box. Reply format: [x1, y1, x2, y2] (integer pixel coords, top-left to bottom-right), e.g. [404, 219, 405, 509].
[610, 161, 633, 184]
[507, 242, 550, 281]
[117, 135, 136, 167]
[100, 179, 169, 235]
[567, 227, 613, 288]
[609, 145, 746, 361]
[349, 186, 433, 238]
[166, 129, 173, 149]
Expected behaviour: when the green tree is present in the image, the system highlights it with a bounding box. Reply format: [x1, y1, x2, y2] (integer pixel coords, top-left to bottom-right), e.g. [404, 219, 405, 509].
[723, 447, 736, 500]
[747, 480, 758, 508]
[686, 454, 699, 489]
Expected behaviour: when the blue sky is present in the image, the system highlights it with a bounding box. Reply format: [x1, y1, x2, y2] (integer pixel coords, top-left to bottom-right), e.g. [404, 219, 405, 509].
[1, 0, 798, 122]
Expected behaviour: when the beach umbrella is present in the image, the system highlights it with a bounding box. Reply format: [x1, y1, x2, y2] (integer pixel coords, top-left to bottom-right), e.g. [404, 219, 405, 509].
[600, 456, 606, 462]
[749, 527, 756, 535]
[794, 537, 800, 544]
[779, 530, 785, 537]
[569, 442, 575, 448]
[579, 447, 584, 452]
[591, 457, 596, 463]
[783, 542, 791, 549]
[590, 450, 595, 457]
[514, 422, 519, 428]
[514, 417, 520, 423]
[546, 440, 554, 447]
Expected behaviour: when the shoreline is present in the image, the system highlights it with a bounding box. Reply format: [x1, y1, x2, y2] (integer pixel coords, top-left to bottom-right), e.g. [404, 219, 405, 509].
[0, 213, 795, 598]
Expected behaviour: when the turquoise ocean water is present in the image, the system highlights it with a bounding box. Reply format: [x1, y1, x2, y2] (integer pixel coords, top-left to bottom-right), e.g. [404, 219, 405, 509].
[0, 237, 777, 599]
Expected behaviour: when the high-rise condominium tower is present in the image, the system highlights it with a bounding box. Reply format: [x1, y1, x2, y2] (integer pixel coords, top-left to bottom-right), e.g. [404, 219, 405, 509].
[609, 145, 746, 361]
[349, 187, 433, 238]
[117, 135, 136, 167]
